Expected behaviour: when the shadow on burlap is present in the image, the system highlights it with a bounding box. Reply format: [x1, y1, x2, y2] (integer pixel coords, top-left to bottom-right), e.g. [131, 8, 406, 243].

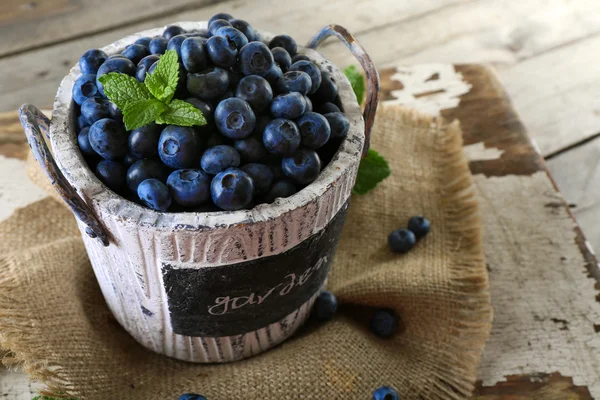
[0, 106, 492, 399]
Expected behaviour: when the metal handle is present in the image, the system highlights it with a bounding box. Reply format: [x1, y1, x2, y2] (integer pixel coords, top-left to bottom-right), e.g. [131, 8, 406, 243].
[307, 24, 380, 157]
[19, 104, 110, 246]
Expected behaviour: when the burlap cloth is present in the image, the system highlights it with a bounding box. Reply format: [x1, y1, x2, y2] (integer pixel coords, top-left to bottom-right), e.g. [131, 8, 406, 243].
[0, 106, 492, 399]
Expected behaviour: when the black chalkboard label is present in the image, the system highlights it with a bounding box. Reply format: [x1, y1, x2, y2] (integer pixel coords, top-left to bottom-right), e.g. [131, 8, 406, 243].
[162, 201, 349, 337]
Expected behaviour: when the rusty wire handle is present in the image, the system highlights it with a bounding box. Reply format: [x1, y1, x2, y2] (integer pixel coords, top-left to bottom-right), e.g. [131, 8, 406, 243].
[19, 104, 110, 246]
[307, 24, 380, 157]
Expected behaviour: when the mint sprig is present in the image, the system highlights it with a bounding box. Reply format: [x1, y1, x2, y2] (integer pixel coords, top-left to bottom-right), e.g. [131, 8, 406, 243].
[344, 65, 391, 195]
[97, 50, 205, 131]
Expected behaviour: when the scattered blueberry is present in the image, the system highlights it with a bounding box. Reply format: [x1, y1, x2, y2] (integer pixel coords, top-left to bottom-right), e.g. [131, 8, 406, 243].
[158, 126, 202, 169]
[269, 34, 297, 56]
[167, 169, 211, 207]
[263, 179, 297, 203]
[324, 112, 350, 138]
[134, 37, 152, 47]
[163, 25, 186, 40]
[271, 47, 292, 71]
[211, 168, 254, 210]
[108, 101, 123, 120]
[234, 134, 268, 163]
[181, 38, 208, 73]
[304, 95, 313, 112]
[79, 49, 108, 74]
[291, 54, 310, 63]
[201, 145, 241, 175]
[76, 114, 90, 130]
[235, 75, 273, 113]
[215, 26, 248, 50]
[263, 64, 283, 85]
[81, 97, 111, 124]
[407, 216, 430, 239]
[370, 309, 399, 338]
[77, 127, 96, 157]
[187, 67, 230, 100]
[149, 37, 169, 55]
[96, 57, 136, 96]
[209, 12, 234, 25]
[126, 159, 171, 193]
[313, 70, 338, 103]
[372, 386, 400, 400]
[185, 97, 214, 124]
[263, 118, 301, 156]
[123, 153, 137, 167]
[135, 55, 160, 82]
[72, 74, 99, 105]
[314, 291, 337, 321]
[239, 41, 274, 76]
[297, 112, 331, 149]
[388, 229, 416, 253]
[128, 123, 161, 159]
[230, 19, 258, 42]
[282, 148, 321, 184]
[206, 35, 238, 68]
[270, 92, 306, 119]
[208, 19, 232, 37]
[316, 102, 340, 114]
[184, 30, 210, 39]
[137, 179, 172, 211]
[269, 162, 284, 181]
[241, 163, 273, 195]
[227, 68, 243, 87]
[167, 34, 188, 59]
[96, 160, 127, 192]
[178, 393, 208, 400]
[289, 60, 322, 94]
[121, 44, 149, 64]
[214, 97, 256, 139]
[276, 71, 312, 95]
[88, 118, 127, 160]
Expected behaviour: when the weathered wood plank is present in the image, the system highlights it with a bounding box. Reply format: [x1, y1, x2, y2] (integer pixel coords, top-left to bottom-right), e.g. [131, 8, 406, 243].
[0, 0, 218, 58]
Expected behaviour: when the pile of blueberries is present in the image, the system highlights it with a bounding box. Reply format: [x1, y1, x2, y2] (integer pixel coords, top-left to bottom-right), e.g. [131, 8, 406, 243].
[73, 12, 350, 212]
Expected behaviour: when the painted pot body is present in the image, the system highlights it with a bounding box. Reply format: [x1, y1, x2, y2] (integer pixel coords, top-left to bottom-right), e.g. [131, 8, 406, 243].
[48, 22, 364, 362]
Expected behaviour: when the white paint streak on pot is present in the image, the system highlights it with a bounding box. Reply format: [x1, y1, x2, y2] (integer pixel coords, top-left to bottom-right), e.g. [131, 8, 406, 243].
[46, 22, 366, 362]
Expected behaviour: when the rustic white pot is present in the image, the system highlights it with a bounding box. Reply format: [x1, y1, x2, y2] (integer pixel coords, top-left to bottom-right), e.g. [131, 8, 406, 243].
[26, 22, 369, 363]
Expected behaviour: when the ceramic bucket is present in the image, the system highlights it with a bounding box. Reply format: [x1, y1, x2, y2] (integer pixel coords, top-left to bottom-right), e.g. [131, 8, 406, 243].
[19, 22, 380, 363]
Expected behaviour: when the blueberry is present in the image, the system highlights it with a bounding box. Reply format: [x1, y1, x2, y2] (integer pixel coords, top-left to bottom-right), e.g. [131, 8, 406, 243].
[209, 13, 234, 25]
[137, 179, 171, 211]
[181, 37, 208, 73]
[206, 131, 226, 147]
[108, 101, 123, 121]
[289, 60, 322, 94]
[121, 44, 149, 64]
[76, 114, 90, 131]
[208, 19, 232, 37]
[370, 309, 399, 338]
[163, 25, 186, 40]
[292, 54, 310, 63]
[282, 148, 321, 184]
[185, 97, 214, 124]
[276, 71, 312, 95]
[136, 55, 160, 82]
[95, 160, 127, 192]
[167, 34, 188, 59]
[126, 159, 171, 192]
[304, 96, 313, 112]
[206, 35, 237, 68]
[123, 153, 137, 167]
[214, 97, 256, 139]
[253, 115, 272, 136]
[230, 19, 258, 42]
[81, 97, 111, 124]
[235, 75, 273, 113]
[79, 49, 108, 74]
[128, 123, 161, 159]
[297, 112, 331, 149]
[184, 30, 210, 39]
[263, 64, 283, 85]
[263, 179, 297, 203]
[271, 47, 292, 71]
[96, 57, 136, 96]
[239, 42, 274, 76]
[215, 26, 248, 50]
[234, 134, 268, 163]
[158, 126, 202, 169]
[149, 37, 168, 55]
[388, 229, 416, 253]
[106, 54, 127, 61]
[316, 102, 340, 114]
[167, 169, 211, 207]
[270, 92, 306, 119]
[135, 37, 152, 47]
[269, 162, 284, 181]
[263, 118, 301, 156]
[88, 118, 127, 160]
[241, 163, 273, 195]
[211, 168, 254, 211]
[178, 394, 208, 400]
[313, 70, 338, 103]
[407, 216, 430, 239]
[314, 291, 337, 321]
[324, 112, 350, 139]
[77, 127, 96, 157]
[187, 67, 230, 100]
[269, 34, 297, 56]
[201, 145, 241, 175]
[372, 386, 400, 400]
[227, 69, 243, 87]
[72, 74, 99, 105]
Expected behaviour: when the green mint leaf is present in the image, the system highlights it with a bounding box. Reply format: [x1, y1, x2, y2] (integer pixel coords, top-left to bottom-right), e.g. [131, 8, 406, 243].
[98, 72, 151, 110]
[352, 149, 391, 195]
[144, 49, 179, 103]
[158, 99, 207, 127]
[344, 65, 365, 105]
[122, 99, 165, 131]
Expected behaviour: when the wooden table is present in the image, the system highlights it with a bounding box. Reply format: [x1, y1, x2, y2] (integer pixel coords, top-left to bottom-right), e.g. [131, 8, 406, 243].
[2, 1, 600, 398]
